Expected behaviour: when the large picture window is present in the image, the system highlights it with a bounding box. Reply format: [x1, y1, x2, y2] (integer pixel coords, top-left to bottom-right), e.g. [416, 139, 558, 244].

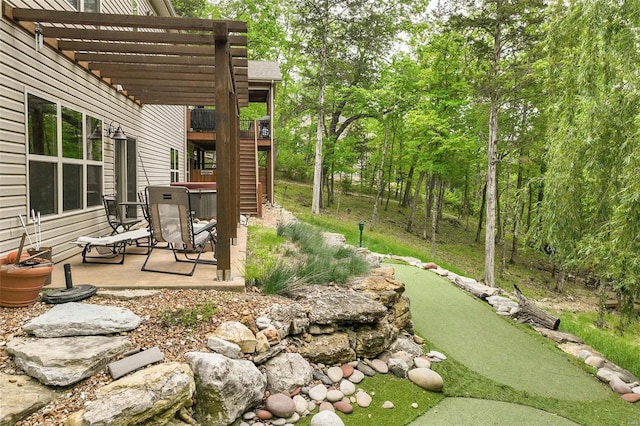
[27, 93, 103, 215]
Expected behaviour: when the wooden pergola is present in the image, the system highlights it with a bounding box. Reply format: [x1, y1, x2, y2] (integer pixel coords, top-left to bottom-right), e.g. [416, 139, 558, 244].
[3, 2, 247, 280]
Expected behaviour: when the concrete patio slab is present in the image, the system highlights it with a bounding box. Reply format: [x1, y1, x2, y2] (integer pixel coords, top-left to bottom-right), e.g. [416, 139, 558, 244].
[46, 226, 247, 292]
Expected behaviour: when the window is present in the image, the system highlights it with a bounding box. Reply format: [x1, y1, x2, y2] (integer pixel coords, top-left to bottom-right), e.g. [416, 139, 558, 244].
[64, 0, 100, 12]
[170, 148, 179, 182]
[27, 94, 103, 215]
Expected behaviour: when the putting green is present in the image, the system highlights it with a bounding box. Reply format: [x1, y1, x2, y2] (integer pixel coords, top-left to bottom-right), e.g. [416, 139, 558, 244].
[410, 397, 580, 425]
[393, 263, 610, 401]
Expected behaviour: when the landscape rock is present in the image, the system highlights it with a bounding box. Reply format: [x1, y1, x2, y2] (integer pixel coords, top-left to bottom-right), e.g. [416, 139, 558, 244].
[308, 383, 328, 401]
[22, 302, 142, 337]
[293, 394, 309, 414]
[297, 332, 355, 365]
[310, 410, 344, 426]
[265, 393, 296, 418]
[6, 336, 131, 386]
[327, 366, 344, 382]
[268, 303, 310, 337]
[389, 335, 423, 357]
[206, 336, 242, 359]
[186, 352, 266, 426]
[356, 362, 377, 376]
[621, 393, 640, 403]
[609, 376, 633, 394]
[351, 274, 405, 307]
[368, 358, 389, 374]
[326, 389, 344, 402]
[585, 356, 605, 369]
[382, 401, 395, 409]
[408, 368, 444, 392]
[355, 390, 372, 408]
[0, 373, 58, 426]
[212, 321, 257, 354]
[347, 369, 365, 384]
[264, 352, 314, 394]
[388, 358, 410, 378]
[354, 321, 392, 358]
[414, 357, 431, 369]
[66, 362, 194, 426]
[288, 285, 388, 325]
[339, 379, 356, 396]
[333, 399, 353, 414]
[340, 364, 354, 378]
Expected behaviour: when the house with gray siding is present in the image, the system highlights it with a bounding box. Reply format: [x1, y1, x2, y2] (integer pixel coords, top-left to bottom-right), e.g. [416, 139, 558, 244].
[0, 0, 265, 278]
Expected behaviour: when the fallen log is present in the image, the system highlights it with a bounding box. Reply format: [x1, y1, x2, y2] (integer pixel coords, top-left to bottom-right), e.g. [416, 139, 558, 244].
[513, 285, 560, 330]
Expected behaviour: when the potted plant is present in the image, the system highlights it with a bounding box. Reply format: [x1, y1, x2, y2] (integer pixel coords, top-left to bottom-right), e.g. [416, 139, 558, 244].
[0, 249, 53, 308]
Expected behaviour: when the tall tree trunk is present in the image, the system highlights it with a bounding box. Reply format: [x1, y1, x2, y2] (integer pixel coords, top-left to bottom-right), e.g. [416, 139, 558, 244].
[475, 182, 487, 243]
[401, 152, 419, 208]
[371, 116, 390, 231]
[484, 18, 502, 287]
[431, 175, 440, 258]
[509, 146, 525, 263]
[384, 124, 396, 211]
[525, 181, 533, 234]
[407, 171, 426, 233]
[500, 150, 512, 279]
[311, 19, 328, 215]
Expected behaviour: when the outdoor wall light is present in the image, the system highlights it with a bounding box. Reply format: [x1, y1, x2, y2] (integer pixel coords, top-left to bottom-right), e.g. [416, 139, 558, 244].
[34, 23, 43, 51]
[88, 121, 127, 141]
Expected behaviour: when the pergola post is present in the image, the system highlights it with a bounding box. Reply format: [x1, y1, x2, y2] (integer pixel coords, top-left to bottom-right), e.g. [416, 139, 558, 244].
[214, 23, 232, 281]
[230, 92, 239, 244]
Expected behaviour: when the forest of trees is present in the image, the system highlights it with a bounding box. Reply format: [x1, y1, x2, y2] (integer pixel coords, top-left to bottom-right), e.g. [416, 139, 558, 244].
[173, 0, 640, 317]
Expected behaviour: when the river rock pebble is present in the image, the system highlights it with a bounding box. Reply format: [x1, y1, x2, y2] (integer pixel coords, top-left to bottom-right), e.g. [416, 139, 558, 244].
[355, 390, 372, 408]
[339, 379, 356, 396]
[326, 389, 344, 402]
[308, 384, 328, 401]
[340, 364, 354, 378]
[333, 399, 353, 414]
[382, 401, 395, 409]
[327, 366, 344, 383]
[408, 367, 444, 392]
[310, 410, 344, 426]
[265, 393, 296, 418]
[348, 369, 365, 383]
[319, 401, 335, 412]
[369, 358, 389, 373]
[414, 357, 432, 369]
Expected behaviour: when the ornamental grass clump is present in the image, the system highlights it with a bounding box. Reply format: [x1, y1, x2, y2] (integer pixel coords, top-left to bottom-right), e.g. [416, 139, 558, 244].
[249, 222, 370, 294]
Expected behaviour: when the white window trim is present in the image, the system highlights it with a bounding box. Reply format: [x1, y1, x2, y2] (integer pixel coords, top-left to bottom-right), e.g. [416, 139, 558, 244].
[25, 90, 105, 217]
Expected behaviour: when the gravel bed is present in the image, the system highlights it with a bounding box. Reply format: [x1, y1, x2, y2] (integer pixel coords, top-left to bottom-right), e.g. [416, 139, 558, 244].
[0, 203, 295, 425]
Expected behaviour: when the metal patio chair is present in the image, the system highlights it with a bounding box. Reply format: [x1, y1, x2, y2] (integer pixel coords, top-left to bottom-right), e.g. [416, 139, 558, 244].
[141, 186, 217, 276]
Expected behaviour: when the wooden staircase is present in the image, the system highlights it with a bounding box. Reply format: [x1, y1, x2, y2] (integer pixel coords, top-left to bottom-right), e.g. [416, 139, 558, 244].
[239, 139, 259, 216]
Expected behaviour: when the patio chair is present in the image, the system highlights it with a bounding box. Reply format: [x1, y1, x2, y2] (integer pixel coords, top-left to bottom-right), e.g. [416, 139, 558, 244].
[141, 186, 217, 276]
[70, 228, 151, 264]
[103, 195, 143, 235]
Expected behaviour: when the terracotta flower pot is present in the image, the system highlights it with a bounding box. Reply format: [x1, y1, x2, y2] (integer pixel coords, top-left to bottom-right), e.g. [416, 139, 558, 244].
[0, 256, 53, 308]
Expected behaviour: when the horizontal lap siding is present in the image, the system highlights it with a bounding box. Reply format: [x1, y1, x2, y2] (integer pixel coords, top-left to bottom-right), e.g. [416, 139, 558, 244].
[0, 0, 185, 262]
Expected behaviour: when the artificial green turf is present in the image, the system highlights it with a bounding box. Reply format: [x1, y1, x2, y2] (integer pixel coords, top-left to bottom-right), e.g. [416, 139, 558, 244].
[410, 397, 581, 425]
[393, 263, 610, 401]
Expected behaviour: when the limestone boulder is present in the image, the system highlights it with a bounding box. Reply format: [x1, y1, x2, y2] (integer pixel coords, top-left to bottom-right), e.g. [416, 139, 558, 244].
[23, 302, 141, 337]
[0, 373, 58, 425]
[186, 352, 266, 426]
[264, 352, 314, 394]
[389, 296, 412, 332]
[268, 303, 310, 337]
[288, 286, 387, 325]
[6, 336, 131, 386]
[296, 332, 356, 365]
[389, 335, 423, 357]
[354, 321, 392, 358]
[351, 275, 405, 307]
[212, 321, 256, 354]
[66, 362, 194, 426]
